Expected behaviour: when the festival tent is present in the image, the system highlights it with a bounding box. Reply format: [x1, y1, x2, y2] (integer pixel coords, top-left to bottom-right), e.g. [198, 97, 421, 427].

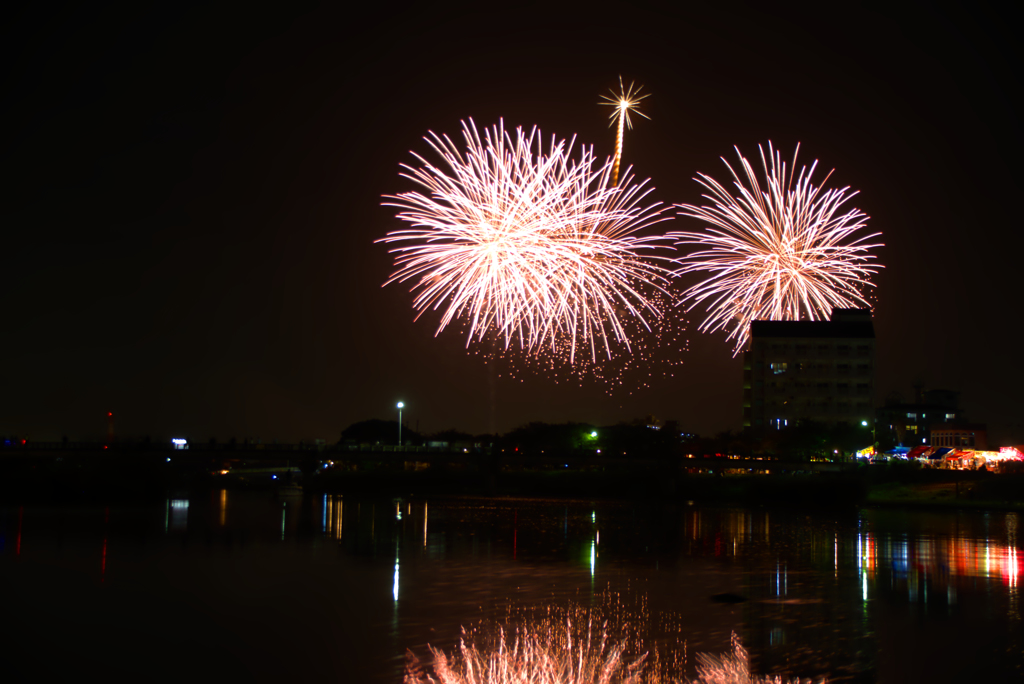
[906, 445, 931, 460]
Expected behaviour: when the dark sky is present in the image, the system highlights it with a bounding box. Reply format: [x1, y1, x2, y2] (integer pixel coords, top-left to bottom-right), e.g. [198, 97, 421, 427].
[4, 1, 1022, 444]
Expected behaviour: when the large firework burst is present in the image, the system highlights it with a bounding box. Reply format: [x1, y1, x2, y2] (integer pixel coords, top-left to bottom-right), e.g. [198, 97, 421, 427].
[380, 119, 672, 363]
[671, 143, 883, 356]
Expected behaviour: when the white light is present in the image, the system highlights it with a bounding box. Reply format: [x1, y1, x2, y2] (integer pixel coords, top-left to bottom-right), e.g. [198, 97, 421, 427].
[171, 438, 187, 445]
[397, 401, 404, 409]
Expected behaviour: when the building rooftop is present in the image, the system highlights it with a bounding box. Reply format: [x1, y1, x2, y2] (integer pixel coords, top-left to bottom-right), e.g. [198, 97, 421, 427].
[750, 319, 875, 339]
[750, 307, 875, 340]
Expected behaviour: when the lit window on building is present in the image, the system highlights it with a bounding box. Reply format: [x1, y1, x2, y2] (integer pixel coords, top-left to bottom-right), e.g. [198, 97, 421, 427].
[770, 362, 788, 375]
[945, 413, 956, 420]
[907, 412, 917, 420]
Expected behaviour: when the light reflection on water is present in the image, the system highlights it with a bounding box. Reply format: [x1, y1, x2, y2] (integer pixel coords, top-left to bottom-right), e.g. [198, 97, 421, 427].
[307, 496, 1024, 682]
[1, 495, 1022, 683]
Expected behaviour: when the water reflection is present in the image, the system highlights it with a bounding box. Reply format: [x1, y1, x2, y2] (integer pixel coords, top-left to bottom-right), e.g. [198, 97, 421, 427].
[323, 493, 343, 539]
[855, 524, 1023, 595]
[166, 498, 189, 532]
[3, 497, 1022, 683]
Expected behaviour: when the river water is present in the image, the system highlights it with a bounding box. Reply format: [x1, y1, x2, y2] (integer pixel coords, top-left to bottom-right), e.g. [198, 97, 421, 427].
[1, 491, 1021, 682]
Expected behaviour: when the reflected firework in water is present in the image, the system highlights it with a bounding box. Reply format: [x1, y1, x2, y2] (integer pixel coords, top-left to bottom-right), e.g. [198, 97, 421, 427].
[404, 619, 641, 684]
[380, 119, 673, 364]
[404, 601, 825, 684]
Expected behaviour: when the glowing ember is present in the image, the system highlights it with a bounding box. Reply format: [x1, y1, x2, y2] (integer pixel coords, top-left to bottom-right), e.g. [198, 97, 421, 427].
[671, 143, 883, 356]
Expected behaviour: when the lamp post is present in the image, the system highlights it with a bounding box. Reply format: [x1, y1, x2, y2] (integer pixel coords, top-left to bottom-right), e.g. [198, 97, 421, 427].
[862, 419, 876, 454]
[397, 401, 404, 448]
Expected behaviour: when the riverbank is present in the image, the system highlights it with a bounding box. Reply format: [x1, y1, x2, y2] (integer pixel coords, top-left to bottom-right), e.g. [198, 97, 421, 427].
[3, 453, 1022, 512]
[865, 479, 1024, 511]
[301, 466, 1024, 512]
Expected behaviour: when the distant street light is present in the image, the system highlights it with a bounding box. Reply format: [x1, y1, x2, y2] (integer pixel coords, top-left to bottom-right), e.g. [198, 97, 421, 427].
[862, 419, 876, 446]
[397, 401, 405, 447]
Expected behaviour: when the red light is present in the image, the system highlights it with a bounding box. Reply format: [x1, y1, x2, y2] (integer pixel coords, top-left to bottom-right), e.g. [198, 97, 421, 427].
[108, 412, 112, 417]
[103, 445, 108, 450]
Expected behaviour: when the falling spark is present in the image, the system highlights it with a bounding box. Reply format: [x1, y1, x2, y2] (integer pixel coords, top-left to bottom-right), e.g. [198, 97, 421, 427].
[671, 143, 883, 356]
[465, 287, 688, 394]
[380, 119, 673, 364]
[599, 77, 650, 187]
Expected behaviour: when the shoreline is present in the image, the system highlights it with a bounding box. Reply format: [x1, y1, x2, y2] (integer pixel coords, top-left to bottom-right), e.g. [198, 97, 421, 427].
[3, 458, 1022, 513]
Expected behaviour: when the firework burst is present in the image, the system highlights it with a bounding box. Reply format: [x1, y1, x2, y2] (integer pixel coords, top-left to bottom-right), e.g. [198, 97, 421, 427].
[670, 143, 883, 356]
[380, 119, 673, 364]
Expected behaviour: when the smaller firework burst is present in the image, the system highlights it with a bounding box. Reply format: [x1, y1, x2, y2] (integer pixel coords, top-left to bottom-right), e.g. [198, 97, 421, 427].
[671, 143, 883, 356]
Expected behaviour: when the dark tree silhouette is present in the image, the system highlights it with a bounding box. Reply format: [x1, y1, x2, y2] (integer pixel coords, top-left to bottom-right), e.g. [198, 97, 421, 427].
[341, 419, 422, 446]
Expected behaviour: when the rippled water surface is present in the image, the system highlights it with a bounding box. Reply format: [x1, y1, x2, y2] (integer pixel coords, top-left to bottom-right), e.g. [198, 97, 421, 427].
[1, 492, 1021, 682]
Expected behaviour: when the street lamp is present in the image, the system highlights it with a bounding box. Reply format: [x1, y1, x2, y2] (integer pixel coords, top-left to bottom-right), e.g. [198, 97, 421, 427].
[397, 401, 404, 447]
[862, 419, 876, 450]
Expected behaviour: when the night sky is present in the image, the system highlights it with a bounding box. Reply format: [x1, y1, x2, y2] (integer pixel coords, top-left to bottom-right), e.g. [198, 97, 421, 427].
[4, 2, 1022, 444]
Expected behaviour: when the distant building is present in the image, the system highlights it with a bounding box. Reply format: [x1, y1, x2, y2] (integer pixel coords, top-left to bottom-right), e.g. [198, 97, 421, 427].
[876, 388, 967, 446]
[743, 308, 875, 429]
[930, 423, 988, 450]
